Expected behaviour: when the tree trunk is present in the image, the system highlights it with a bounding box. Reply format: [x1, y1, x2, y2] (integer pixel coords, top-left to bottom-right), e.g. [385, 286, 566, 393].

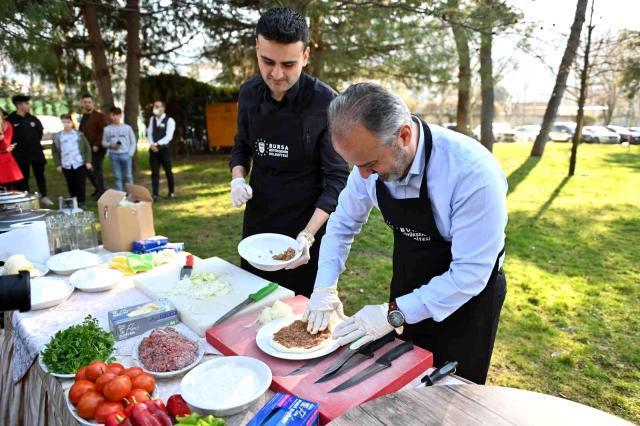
[447, 0, 471, 135]
[480, 22, 494, 152]
[569, 0, 595, 177]
[124, 0, 141, 174]
[81, 2, 114, 111]
[531, 0, 588, 157]
[307, 11, 325, 78]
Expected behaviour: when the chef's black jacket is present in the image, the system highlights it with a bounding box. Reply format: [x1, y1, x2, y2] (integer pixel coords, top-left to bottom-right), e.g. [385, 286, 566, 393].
[6, 112, 45, 163]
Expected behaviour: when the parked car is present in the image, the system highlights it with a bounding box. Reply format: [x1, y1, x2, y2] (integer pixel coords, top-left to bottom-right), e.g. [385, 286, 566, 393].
[606, 125, 633, 143]
[513, 125, 540, 143]
[37, 115, 63, 146]
[628, 127, 640, 144]
[582, 126, 620, 144]
[473, 122, 517, 142]
[549, 122, 575, 142]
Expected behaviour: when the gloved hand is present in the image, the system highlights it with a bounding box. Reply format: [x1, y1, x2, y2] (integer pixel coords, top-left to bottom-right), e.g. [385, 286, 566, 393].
[230, 177, 253, 207]
[285, 232, 312, 270]
[333, 303, 403, 350]
[302, 286, 346, 334]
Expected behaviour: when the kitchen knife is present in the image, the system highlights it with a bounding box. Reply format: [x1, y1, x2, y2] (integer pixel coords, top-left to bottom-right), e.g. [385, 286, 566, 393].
[285, 352, 334, 376]
[212, 282, 279, 326]
[328, 340, 414, 393]
[179, 254, 194, 279]
[315, 332, 396, 383]
[419, 361, 458, 387]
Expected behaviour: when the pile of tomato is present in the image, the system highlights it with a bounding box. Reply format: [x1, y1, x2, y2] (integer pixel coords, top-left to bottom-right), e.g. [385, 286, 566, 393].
[69, 361, 156, 423]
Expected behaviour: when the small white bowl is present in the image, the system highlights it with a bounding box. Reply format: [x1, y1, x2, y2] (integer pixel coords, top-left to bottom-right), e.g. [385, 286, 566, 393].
[180, 356, 272, 417]
[70, 267, 123, 292]
[238, 233, 301, 272]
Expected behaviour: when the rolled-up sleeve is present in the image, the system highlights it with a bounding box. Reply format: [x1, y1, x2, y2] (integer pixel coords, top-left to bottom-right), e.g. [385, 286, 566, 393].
[229, 93, 252, 172]
[316, 127, 349, 214]
[396, 158, 508, 323]
[315, 168, 375, 287]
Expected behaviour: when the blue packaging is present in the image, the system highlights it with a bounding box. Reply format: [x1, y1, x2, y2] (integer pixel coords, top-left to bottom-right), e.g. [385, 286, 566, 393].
[132, 236, 169, 252]
[131, 242, 184, 254]
[247, 392, 319, 426]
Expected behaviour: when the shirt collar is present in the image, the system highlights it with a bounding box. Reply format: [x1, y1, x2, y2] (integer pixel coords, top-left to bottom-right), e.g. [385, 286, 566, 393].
[261, 74, 303, 105]
[395, 116, 425, 186]
[155, 114, 166, 122]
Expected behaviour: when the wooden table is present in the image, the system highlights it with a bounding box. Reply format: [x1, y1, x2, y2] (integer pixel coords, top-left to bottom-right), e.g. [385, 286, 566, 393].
[329, 385, 632, 426]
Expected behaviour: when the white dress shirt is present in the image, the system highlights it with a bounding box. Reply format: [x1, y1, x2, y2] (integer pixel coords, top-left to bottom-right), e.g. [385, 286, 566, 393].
[315, 120, 508, 323]
[59, 130, 84, 169]
[147, 114, 175, 146]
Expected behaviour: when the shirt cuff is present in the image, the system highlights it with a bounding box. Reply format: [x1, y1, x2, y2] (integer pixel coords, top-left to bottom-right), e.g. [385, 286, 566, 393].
[396, 291, 433, 324]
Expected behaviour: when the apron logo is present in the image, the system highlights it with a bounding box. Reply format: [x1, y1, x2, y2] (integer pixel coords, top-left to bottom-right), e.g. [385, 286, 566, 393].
[385, 220, 431, 242]
[254, 138, 289, 158]
[30, 121, 36, 127]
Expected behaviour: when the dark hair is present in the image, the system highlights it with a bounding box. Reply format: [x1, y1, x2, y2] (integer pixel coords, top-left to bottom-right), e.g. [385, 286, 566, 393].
[153, 100, 165, 107]
[81, 93, 93, 100]
[256, 7, 309, 46]
[110, 107, 122, 114]
[0, 107, 7, 118]
[60, 114, 72, 120]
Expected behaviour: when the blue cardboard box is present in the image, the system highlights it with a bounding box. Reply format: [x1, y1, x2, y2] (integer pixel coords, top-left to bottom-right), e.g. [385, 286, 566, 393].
[132, 236, 169, 251]
[247, 392, 319, 426]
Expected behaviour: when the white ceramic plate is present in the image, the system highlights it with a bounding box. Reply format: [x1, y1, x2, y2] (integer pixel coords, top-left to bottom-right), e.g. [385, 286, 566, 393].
[70, 267, 123, 292]
[38, 355, 76, 379]
[0, 262, 49, 278]
[133, 328, 204, 378]
[30, 276, 74, 310]
[238, 233, 301, 271]
[47, 250, 102, 275]
[64, 386, 159, 425]
[256, 315, 341, 361]
[180, 356, 271, 417]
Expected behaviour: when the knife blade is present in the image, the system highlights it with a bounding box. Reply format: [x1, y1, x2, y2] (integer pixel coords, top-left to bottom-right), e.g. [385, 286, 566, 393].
[328, 341, 414, 393]
[285, 352, 334, 376]
[420, 361, 458, 387]
[179, 254, 194, 279]
[315, 332, 396, 383]
[212, 282, 279, 326]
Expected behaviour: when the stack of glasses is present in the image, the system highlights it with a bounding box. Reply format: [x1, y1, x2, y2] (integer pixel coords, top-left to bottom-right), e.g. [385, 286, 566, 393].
[45, 211, 99, 254]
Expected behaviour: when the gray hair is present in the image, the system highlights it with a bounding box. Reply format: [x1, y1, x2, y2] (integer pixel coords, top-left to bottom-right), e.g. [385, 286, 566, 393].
[328, 83, 412, 146]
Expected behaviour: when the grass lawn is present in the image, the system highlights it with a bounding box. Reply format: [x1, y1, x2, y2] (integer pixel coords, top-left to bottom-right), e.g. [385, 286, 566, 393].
[39, 142, 639, 422]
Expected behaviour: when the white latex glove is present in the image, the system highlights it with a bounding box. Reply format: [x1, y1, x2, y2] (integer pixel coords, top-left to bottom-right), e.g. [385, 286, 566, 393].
[230, 177, 253, 207]
[333, 303, 403, 350]
[302, 286, 347, 334]
[285, 232, 311, 270]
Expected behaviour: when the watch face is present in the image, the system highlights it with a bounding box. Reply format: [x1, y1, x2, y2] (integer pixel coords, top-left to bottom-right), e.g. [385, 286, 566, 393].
[388, 310, 404, 328]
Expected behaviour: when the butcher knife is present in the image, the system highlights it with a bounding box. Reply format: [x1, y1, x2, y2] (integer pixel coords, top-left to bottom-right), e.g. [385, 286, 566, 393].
[419, 361, 458, 387]
[179, 254, 194, 279]
[285, 352, 334, 376]
[315, 332, 396, 383]
[328, 341, 414, 393]
[212, 282, 279, 325]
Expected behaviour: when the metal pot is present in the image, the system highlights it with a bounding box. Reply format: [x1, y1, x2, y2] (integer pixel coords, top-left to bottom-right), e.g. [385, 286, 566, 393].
[0, 209, 52, 233]
[0, 188, 40, 212]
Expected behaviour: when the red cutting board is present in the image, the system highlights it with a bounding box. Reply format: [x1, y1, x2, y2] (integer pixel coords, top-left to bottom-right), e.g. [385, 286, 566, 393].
[206, 295, 433, 424]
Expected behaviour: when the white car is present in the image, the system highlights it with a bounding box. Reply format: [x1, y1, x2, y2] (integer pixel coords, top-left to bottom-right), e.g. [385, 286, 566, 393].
[549, 122, 576, 142]
[473, 122, 517, 142]
[582, 126, 620, 144]
[37, 115, 64, 145]
[513, 125, 540, 143]
[628, 127, 640, 144]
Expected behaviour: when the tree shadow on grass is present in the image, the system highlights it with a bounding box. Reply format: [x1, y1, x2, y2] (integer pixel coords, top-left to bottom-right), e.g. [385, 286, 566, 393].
[507, 156, 541, 195]
[530, 176, 570, 223]
[603, 151, 640, 172]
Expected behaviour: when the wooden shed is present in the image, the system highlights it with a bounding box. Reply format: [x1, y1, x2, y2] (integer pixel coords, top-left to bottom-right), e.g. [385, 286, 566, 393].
[206, 102, 238, 148]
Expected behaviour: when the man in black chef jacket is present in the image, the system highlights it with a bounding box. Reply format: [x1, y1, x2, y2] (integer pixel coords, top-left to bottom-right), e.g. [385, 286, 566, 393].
[7, 95, 53, 206]
[229, 7, 349, 297]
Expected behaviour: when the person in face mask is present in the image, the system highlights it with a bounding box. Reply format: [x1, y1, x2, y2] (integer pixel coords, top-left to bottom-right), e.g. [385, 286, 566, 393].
[146, 100, 175, 201]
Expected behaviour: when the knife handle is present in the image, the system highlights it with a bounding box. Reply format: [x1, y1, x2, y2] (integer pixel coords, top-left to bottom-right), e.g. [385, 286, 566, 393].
[422, 361, 458, 386]
[249, 282, 279, 302]
[358, 332, 396, 357]
[185, 255, 194, 268]
[376, 341, 413, 367]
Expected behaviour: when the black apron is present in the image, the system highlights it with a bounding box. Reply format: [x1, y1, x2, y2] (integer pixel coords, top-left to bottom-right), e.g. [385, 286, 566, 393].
[376, 120, 507, 384]
[241, 87, 324, 297]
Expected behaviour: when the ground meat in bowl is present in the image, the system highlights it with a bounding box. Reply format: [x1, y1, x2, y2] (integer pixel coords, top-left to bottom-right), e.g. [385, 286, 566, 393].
[138, 327, 198, 372]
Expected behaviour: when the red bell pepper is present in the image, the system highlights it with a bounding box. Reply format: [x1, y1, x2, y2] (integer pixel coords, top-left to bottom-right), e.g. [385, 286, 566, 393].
[105, 411, 132, 426]
[166, 394, 191, 420]
[130, 402, 172, 426]
[148, 398, 167, 412]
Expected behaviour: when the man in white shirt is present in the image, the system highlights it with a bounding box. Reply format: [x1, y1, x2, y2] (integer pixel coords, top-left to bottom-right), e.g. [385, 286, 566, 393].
[147, 100, 176, 201]
[303, 83, 508, 384]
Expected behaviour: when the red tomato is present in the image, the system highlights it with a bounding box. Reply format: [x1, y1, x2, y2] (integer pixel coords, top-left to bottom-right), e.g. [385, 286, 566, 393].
[95, 401, 125, 423]
[127, 388, 151, 405]
[86, 361, 107, 381]
[75, 366, 88, 381]
[103, 375, 132, 402]
[131, 373, 155, 394]
[105, 362, 125, 376]
[69, 380, 97, 405]
[95, 373, 117, 393]
[76, 391, 105, 420]
[123, 367, 144, 379]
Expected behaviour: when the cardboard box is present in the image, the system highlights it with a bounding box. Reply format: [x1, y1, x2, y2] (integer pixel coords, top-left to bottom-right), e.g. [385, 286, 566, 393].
[247, 392, 319, 426]
[108, 298, 178, 341]
[98, 184, 155, 252]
